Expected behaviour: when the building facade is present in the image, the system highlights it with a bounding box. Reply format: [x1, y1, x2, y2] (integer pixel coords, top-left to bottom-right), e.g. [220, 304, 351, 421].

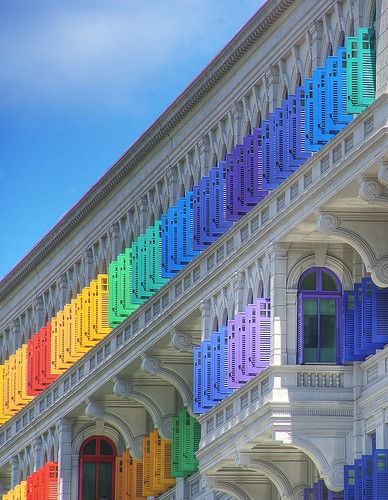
[0, 0, 387, 498]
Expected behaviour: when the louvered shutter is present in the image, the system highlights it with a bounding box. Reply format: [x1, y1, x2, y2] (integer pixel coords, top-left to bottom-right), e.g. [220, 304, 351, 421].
[193, 184, 206, 250]
[343, 288, 364, 361]
[344, 465, 356, 500]
[108, 258, 121, 326]
[177, 192, 200, 263]
[193, 347, 204, 414]
[361, 278, 380, 351]
[209, 166, 232, 237]
[373, 449, 388, 499]
[115, 455, 125, 500]
[211, 327, 233, 400]
[202, 341, 214, 407]
[362, 454, 374, 500]
[373, 283, 388, 344]
[171, 415, 181, 477]
[227, 319, 239, 388]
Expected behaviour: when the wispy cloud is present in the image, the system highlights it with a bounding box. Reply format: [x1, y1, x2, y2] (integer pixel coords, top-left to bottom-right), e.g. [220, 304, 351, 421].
[1, 0, 261, 111]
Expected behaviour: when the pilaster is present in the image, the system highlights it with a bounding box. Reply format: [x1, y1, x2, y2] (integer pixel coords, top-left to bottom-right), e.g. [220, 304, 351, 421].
[56, 419, 73, 500]
[269, 244, 289, 366]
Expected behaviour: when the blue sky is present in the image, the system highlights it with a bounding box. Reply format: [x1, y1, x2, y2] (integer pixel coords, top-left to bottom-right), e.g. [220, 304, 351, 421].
[0, 0, 263, 280]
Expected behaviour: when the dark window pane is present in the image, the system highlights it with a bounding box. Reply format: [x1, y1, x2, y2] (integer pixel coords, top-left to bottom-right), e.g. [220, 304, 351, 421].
[98, 462, 112, 500]
[320, 299, 336, 362]
[100, 439, 114, 456]
[82, 440, 96, 455]
[82, 462, 96, 500]
[301, 271, 316, 291]
[322, 271, 338, 291]
[303, 299, 318, 362]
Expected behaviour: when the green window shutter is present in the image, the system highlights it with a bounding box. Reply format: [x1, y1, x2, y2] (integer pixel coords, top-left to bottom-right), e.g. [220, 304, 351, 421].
[346, 28, 376, 113]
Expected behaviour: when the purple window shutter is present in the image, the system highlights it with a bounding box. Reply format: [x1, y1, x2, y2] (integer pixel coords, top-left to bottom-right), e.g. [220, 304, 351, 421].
[303, 488, 314, 500]
[227, 319, 240, 388]
[235, 312, 250, 384]
[246, 299, 271, 374]
[354, 282, 374, 358]
[256, 298, 271, 369]
[220, 326, 233, 396]
[210, 163, 232, 236]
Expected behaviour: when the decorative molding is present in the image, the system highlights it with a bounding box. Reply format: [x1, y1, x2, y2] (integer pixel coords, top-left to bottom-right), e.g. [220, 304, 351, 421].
[235, 453, 294, 498]
[205, 477, 251, 500]
[317, 212, 388, 287]
[171, 330, 196, 352]
[141, 355, 193, 409]
[358, 177, 388, 205]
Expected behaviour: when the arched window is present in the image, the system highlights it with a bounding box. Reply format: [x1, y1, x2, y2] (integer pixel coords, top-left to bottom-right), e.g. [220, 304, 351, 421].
[79, 436, 116, 500]
[297, 267, 342, 364]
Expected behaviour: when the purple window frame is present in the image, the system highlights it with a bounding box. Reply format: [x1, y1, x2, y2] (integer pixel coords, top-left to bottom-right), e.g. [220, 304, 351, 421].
[297, 267, 343, 364]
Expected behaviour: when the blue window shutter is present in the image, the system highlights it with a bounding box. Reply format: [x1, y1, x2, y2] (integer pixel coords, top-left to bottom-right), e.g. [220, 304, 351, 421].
[287, 87, 312, 166]
[362, 455, 374, 500]
[373, 284, 388, 344]
[344, 465, 356, 500]
[211, 328, 233, 400]
[325, 48, 352, 132]
[226, 152, 241, 221]
[202, 341, 213, 408]
[304, 78, 322, 152]
[262, 118, 282, 189]
[193, 347, 204, 414]
[354, 458, 363, 500]
[192, 184, 206, 251]
[361, 278, 380, 351]
[177, 192, 199, 264]
[244, 130, 269, 204]
[373, 449, 388, 499]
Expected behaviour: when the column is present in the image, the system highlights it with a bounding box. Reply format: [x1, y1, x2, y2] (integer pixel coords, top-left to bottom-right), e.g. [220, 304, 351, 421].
[56, 419, 73, 500]
[269, 244, 289, 365]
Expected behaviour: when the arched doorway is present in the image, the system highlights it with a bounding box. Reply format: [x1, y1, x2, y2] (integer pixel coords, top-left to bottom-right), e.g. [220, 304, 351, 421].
[79, 436, 116, 500]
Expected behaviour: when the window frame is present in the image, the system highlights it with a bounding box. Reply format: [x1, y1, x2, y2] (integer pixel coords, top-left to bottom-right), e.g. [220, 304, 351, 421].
[297, 267, 342, 364]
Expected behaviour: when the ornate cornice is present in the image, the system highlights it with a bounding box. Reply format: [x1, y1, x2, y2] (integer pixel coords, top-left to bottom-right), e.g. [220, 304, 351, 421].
[0, 0, 294, 302]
